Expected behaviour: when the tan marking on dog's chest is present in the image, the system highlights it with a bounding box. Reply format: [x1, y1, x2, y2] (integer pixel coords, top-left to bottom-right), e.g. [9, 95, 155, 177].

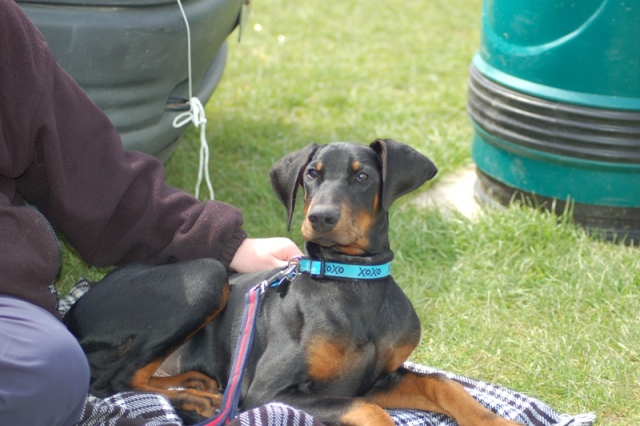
[306, 337, 366, 381]
[383, 344, 415, 373]
[306, 339, 347, 381]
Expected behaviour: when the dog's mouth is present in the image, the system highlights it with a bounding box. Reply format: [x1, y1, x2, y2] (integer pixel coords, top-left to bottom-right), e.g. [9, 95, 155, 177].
[301, 222, 368, 255]
[306, 237, 368, 256]
[302, 231, 356, 248]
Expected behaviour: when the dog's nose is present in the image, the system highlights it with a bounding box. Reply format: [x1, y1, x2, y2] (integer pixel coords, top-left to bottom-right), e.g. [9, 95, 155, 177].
[307, 206, 340, 232]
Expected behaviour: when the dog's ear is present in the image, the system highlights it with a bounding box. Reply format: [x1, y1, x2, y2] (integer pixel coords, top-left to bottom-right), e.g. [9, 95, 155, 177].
[370, 138, 437, 211]
[270, 143, 319, 229]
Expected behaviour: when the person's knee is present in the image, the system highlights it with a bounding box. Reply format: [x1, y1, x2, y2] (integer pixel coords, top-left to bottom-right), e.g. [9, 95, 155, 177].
[0, 296, 90, 426]
[35, 322, 91, 425]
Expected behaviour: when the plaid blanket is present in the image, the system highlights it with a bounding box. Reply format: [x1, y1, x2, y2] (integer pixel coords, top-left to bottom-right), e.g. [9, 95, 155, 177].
[60, 281, 595, 426]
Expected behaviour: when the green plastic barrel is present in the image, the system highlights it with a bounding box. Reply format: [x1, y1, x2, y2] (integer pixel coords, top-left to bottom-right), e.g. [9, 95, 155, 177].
[467, 0, 640, 243]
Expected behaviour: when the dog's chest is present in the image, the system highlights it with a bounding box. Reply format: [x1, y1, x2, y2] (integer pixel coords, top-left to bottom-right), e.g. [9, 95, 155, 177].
[281, 278, 421, 386]
[303, 331, 414, 387]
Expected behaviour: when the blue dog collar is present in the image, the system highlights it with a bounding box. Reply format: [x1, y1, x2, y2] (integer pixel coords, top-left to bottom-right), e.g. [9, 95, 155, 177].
[297, 258, 391, 280]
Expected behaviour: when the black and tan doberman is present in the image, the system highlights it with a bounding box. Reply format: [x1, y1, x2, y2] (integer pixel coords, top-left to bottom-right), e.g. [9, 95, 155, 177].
[64, 139, 521, 425]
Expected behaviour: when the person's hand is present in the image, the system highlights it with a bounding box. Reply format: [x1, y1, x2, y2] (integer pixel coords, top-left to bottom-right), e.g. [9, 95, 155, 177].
[229, 237, 303, 273]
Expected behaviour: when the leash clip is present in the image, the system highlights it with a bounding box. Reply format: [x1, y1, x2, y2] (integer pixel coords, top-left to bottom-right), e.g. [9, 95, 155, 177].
[273, 257, 302, 294]
[255, 256, 302, 295]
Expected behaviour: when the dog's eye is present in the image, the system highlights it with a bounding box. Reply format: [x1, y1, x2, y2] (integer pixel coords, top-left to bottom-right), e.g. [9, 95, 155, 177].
[356, 172, 370, 182]
[307, 168, 319, 179]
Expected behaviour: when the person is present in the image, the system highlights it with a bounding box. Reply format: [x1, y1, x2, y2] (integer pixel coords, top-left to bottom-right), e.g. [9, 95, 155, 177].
[0, 2, 303, 425]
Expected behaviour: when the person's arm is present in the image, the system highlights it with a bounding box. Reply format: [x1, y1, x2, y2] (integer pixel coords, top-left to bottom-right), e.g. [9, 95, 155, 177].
[6, 1, 294, 270]
[0, 0, 302, 317]
[20, 64, 246, 267]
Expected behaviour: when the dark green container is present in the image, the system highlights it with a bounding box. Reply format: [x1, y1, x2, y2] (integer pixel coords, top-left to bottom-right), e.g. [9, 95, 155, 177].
[467, 0, 640, 243]
[19, 0, 244, 162]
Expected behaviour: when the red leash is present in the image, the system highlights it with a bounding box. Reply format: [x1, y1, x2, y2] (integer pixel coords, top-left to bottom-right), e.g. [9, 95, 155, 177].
[195, 260, 300, 425]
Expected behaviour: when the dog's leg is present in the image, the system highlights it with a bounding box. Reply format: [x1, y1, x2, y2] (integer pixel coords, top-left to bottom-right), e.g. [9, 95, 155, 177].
[365, 367, 523, 426]
[273, 394, 396, 426]
[120, 275, 230, 422]
[149, 371, 220, 393]
[66, 259, 231, 423]
[129, 359, 223, 423]
[264, 387, 517, 426]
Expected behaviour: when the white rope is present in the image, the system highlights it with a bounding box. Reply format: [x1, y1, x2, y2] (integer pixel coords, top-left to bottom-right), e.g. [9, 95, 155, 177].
[172, 0, 214, 201]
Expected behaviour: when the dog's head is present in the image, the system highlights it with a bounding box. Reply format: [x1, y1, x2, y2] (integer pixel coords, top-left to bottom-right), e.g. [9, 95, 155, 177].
[270, 139, 437, 256]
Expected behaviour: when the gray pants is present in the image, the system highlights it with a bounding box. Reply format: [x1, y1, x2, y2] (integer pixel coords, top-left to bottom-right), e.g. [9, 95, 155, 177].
[0, 295, 90, 426]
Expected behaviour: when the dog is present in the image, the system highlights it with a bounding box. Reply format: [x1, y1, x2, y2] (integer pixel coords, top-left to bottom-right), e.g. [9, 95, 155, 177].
[64, 139, 521, 425]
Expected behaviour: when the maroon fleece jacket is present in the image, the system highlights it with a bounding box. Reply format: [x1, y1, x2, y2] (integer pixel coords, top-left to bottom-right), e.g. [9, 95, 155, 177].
[0, 0, 246, 316]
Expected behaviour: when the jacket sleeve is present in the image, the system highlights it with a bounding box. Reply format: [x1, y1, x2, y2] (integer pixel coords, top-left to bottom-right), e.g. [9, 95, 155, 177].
[7, 1, 246, 269]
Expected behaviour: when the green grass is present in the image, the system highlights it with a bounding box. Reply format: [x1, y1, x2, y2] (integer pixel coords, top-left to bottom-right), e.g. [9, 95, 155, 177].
[57, 0, 640, 423]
